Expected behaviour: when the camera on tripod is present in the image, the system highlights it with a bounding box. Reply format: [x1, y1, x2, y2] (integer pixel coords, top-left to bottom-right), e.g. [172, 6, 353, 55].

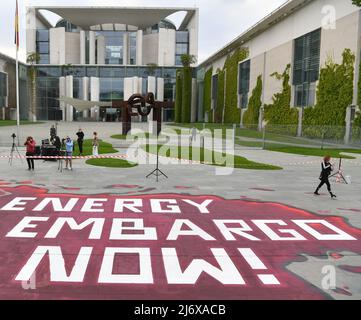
[11, 133, 16, 139]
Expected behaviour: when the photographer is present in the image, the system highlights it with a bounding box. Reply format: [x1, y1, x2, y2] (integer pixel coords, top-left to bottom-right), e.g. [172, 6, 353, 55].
[65, 136, 74, 170]
[24, 136, 36, 171]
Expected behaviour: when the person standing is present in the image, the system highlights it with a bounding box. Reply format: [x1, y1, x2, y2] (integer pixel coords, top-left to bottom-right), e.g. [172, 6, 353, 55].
[314, 155, 337, 199]
[65, 136, 74, 170]
[92, 132, 99, 156]
[24, 136, 36, 171]
[76, 129, 85, 155]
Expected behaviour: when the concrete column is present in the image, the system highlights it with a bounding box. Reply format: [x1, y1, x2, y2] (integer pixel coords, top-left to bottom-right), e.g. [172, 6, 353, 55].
[138, 78, 143, 94]
[124, 77, 134, 100]
[80, 30, 86, 64]
[191, 78, 197, 123]
[90, 77, 100, 120]
[136, 30, 143, 65]
[59, 77, 66, 121]
[123, 33, 129, 65]
[344, 105, 353, 145]
[82, 77, 89, 118]
[157, 77, 164, 123]
[258, 107, 264, 132]
[65, 76, 74, 122]
[148, 76, 156, 120]
[26, 7, 36, 56]
[97, 34, 106, 65]
[297, 107, 303, 137]
[147, 76, 156, 95]
[89, 31, 96, 65]
[50, 28, 66, 65]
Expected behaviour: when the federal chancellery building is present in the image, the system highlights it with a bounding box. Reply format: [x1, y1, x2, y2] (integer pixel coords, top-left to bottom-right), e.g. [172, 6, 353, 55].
[0, 0, 360, 125]
[24, 6, 198, 121]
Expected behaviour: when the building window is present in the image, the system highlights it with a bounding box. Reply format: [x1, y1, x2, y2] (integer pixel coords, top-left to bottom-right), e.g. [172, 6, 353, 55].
[100, 78, 124, 102]
[36, 76, 60, 120]
[129, 32, 137, 65]
[211, 74, 218, 110]
[36, 30, 50, 64]
[293, 28, 321, 107]
[175, 31, 189, 66]
[96, 31, 124, 65]
[295, 83, 316, 108]
[0, 72, 7, 107]
[238, 60, 250, 108]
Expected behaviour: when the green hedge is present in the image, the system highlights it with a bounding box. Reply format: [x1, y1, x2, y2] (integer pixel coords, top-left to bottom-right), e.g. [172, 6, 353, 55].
[181, 67, 192, 123]
[223, 48, 249, 123]
[242, 75, 262, 126]
[215, 69, 225, 123]
[303, 49, 355, 139]
[174, 70, 183, 123]
[203, 67, 213, 122]
[264, 64, 298, 135]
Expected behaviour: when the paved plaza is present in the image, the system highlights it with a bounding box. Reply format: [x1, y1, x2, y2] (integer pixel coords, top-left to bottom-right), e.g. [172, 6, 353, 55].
[0, 122, 360, 300]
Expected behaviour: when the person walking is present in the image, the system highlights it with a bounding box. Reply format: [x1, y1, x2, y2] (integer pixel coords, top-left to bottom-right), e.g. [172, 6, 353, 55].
[314, 155, 337, 199]
[76, 128, 85, 155]
[92, 132, 99, 156]
[65, 136, 74, 170]
[24, 136, 36, 171]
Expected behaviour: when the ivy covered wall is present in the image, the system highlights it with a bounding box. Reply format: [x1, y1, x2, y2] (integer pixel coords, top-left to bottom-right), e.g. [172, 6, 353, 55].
[264, 64, 299, 133]
[223, 48, 249, 123]
[174, 70, 183, 123]
[181, 67, 192, 123]
[215, 69, 225, 123]
[302, 49, 355, 139]
[304, 49, 355, 127]
[242, 75, 262, 126]
[203, 67, 213, 122]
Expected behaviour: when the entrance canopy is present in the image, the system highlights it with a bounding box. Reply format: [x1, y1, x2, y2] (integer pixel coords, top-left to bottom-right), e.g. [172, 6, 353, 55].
[35, 6, 197, 30]
[58, 97, 111, 112]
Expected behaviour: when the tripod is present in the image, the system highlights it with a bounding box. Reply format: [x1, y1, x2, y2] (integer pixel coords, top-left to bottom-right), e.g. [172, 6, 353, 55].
[330, 157, 348, 184]
[9, 135, 23, 166]
[146, 133, 168, 182]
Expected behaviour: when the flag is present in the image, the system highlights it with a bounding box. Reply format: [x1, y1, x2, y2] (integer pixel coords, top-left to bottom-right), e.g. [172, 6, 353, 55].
[15, 0, 19, 50]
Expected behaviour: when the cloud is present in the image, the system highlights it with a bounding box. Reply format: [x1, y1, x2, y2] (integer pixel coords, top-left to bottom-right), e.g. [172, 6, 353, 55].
[0, 0, 288, 63]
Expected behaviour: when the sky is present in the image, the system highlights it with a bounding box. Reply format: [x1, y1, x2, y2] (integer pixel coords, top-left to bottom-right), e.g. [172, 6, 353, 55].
[0, 0, 288, 63]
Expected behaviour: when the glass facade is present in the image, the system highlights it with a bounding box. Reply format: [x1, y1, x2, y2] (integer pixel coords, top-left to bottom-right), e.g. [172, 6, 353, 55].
[0, 72, 7, 107]
[129, 32, 137, 65]
[34, 66, 181, 121]
[293, 28, 321, 107]
[175, 31, 189, 66]
[96, 31, 124, 65]
[36, 30, 50, 64]
[238, 60, 250, 108]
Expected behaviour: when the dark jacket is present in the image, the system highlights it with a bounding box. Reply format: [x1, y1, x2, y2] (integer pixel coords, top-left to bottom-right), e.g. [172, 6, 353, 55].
[76, 132, 85, 141]
[319, 161, 333, 180]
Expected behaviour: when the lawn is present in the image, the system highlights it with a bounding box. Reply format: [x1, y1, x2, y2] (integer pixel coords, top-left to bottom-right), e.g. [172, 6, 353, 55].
[111, 133, 167, 140]
[141, 144, 282, 170]
[0, 120, 44, 126]
[170, 123, 329, 146]
[74, 139, 118, 156]
[236, 140, 361, 159]
[85, 158, 137, 168]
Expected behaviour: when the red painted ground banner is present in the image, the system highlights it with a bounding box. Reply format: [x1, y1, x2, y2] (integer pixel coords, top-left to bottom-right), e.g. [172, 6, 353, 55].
[0, 185, 360, 300]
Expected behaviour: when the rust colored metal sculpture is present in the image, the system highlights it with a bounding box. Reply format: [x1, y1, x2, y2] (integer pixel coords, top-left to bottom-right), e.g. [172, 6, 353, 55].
[113, 92, 173, 136]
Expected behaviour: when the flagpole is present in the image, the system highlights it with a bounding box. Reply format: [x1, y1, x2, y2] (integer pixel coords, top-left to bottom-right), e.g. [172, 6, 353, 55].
[15, 0, 20, 146]
[16, 44, 20, 146]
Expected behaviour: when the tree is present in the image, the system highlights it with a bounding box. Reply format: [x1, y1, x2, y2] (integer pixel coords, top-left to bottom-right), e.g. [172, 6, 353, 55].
[180, 54, 197, 67]
[26, 52, 40, 121]
[146, 63, 158, 77]
[352, 0, 361, 6]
